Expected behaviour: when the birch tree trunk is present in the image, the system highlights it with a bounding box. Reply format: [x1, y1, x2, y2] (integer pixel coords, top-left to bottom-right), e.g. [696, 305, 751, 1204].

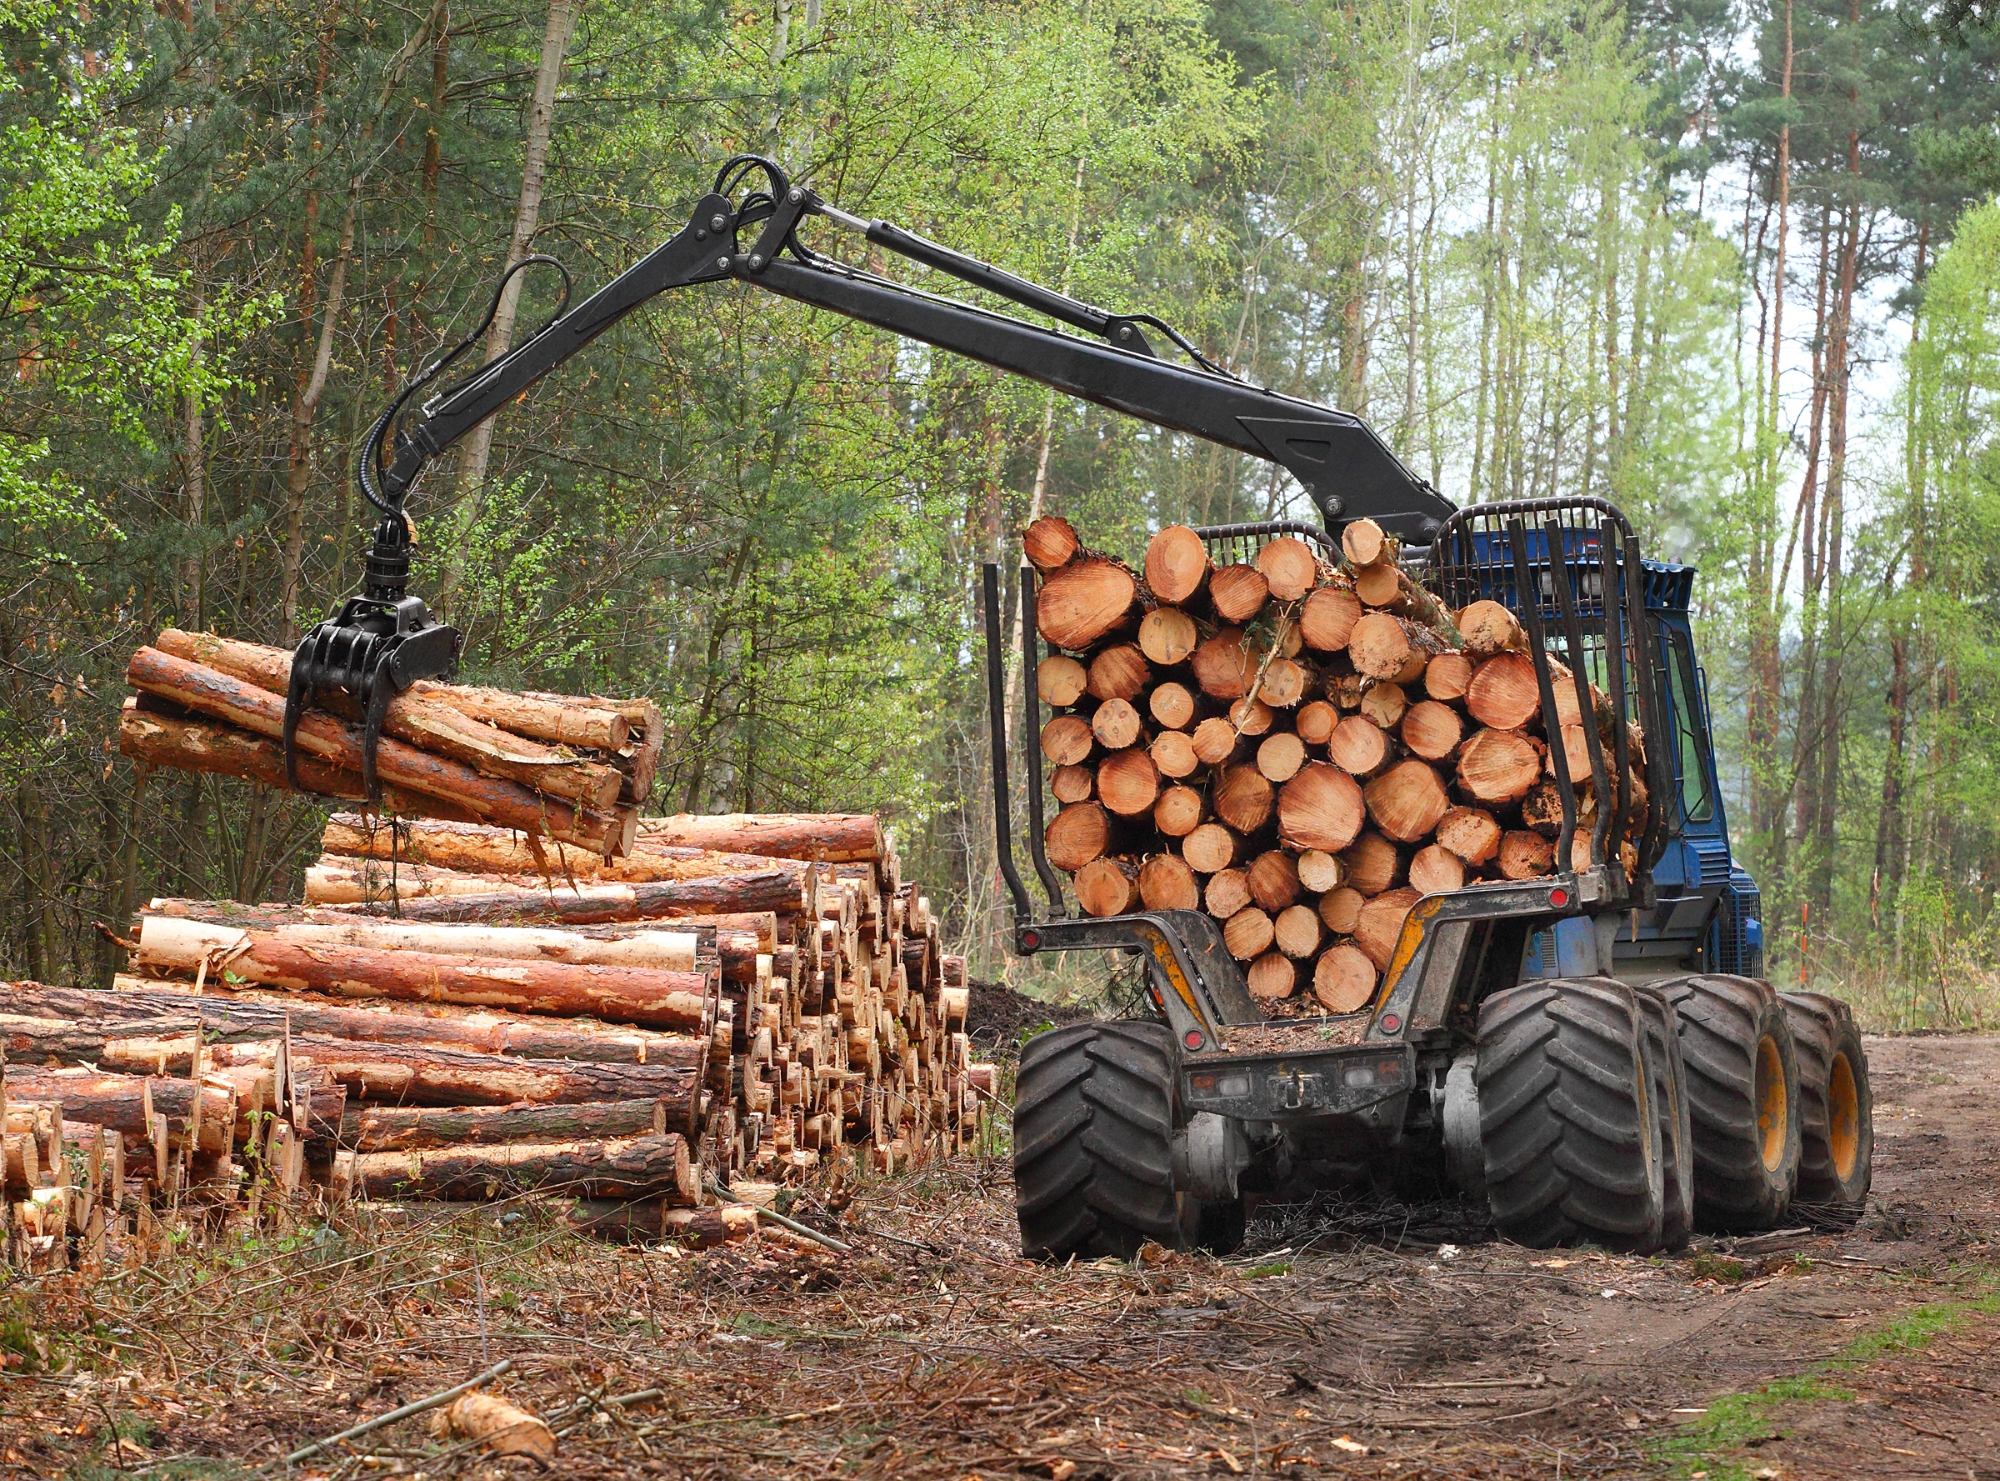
[444, 0, 582, 557]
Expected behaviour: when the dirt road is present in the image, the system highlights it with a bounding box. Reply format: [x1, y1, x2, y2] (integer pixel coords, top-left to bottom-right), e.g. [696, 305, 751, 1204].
[9, 1034, 2000, 1479]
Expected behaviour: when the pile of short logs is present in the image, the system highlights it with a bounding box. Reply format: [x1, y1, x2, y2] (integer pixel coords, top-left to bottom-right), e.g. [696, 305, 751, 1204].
[117, 631, 664, 857]
[1030, 515, 1646, 1017]
[2, 810, 991, 1271]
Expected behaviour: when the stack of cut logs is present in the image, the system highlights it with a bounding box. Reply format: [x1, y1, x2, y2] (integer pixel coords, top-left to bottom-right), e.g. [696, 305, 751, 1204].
[118, 631, 665, 857]
[3, 810, 991, 1271]
[1030, 515, 1646, 1017]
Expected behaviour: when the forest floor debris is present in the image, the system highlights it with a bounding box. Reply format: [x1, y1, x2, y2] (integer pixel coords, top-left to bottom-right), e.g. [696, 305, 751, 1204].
[3, 1033, 1997, 1479]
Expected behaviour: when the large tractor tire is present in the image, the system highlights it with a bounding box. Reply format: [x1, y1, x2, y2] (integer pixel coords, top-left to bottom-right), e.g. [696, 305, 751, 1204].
[1012, 1021, 1182, 1260]
[1780, 992, 1873, 1224]
[1476, 978, 1665, 1252]
[1661, 975, 1802, 1230]
[1632, 986, 1696, 1251]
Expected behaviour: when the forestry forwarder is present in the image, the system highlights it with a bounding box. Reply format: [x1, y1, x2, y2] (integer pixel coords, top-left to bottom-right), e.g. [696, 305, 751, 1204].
[292, 154, 1872, 1258]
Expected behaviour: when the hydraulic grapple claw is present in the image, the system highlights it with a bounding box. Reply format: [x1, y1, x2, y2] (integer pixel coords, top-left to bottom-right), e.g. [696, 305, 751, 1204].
[281, 512, 461, 802]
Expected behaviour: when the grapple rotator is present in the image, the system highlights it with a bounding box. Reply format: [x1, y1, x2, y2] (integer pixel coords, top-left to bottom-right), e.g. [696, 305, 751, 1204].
[282, 507, 461, 801]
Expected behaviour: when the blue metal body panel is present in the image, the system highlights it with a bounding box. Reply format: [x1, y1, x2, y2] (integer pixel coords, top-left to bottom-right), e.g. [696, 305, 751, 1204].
[1467, 538, 1761, 979]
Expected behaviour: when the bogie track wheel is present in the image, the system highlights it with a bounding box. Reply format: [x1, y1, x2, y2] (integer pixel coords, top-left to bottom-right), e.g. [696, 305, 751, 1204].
[1013, 1021, 1182, 1260]
[1475, 977, 1666, 1251]
[1660, 975, 1802, 1230]
[1780, 992, 1873, 1224]
[1632, 986, 1696, 1250]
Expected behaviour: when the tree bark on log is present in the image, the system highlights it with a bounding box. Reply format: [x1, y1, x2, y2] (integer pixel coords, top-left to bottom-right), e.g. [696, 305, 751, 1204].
[64, 979, 710, 1068]
[410, 680, 628, 752]
[293, 1035, 700, 1121]
[341, 1097, 668, 1151]
[119, 699, 474, 820]
[350, 1132, 699, 1202]
[635, 813, 886, 866]
[3, 1069, 233, 1151]
[320, 813, 794, 886]
[132, 917, 715, 1031]
[568, 1199, 758, 1246]
[151, 631, 624, 809]
[143, 900, 702, 973]
[314, 871, 802, 927]
[125, 647, 622, 855]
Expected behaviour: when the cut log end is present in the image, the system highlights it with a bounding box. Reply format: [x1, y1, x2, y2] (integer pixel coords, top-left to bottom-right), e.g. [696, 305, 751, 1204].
[1277, 764, 1365, 854]
[1144, 525, 1211, 606]
[1210, 565, 1270, 624]
[1087, 644, 1151, 702]
[1074, 856, 1140, 917]
[1312, 944, 1377, 1013]
[1256, 536, 1321, 603]
[1024, 515, 1081, 573]
[1245, 951, 1298, 1000]
[1036, 557, 1139, 651]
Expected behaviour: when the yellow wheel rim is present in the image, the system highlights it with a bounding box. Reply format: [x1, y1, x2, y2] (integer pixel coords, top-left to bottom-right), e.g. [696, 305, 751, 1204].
[1755, 1034, 1788, 1172]
[1827, 1052, 1861, 1182]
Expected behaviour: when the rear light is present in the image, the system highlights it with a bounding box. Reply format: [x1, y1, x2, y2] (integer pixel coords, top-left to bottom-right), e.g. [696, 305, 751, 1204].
[1342, 1056, 1405, 1088]
[1548, 887, 1569, 908]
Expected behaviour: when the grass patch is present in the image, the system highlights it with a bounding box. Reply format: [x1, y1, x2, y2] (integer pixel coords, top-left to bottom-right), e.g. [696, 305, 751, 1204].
[1650, 1275, 2000, 1477]
[1246, 1261, 1292, 1278]
[1688, 1253, 1748, 1283]
[1651, 1378, 1855, 1479]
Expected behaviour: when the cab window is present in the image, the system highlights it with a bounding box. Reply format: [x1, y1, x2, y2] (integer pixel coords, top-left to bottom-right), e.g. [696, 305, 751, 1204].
[1662, 629, 1713, 824]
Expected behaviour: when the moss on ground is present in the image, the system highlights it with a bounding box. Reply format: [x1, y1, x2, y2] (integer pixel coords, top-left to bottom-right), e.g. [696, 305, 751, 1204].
[1650, 1272, 2000, 1478]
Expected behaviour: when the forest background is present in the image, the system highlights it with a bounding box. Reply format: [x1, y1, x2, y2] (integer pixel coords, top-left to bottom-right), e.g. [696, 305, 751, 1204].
[3, 0, 1998, 1024]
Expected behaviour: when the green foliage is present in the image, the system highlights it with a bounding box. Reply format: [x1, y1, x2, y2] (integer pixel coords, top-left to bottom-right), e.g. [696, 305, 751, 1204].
[0, 1, 260, 569]
[0, 0, 1996, 989]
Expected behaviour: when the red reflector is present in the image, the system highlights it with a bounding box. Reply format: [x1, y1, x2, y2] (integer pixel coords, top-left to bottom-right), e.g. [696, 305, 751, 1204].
[1183, 1030, 1205, 1050]
[1549, 888, 1570, 908]
[1379, 1013, 1401, 1034]
[1021, 929, 1041, 950]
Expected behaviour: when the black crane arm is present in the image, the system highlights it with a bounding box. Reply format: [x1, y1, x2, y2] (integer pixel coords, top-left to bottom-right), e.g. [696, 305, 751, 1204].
[378, 156, 1453, 541]
[289, 156, 1454, 800]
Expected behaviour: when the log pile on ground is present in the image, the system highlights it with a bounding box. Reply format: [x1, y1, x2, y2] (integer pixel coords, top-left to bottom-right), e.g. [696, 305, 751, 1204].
[117, 630, 664, 857]
[1030, 515, 1647, 1018]
[2, 810, 991, 1271]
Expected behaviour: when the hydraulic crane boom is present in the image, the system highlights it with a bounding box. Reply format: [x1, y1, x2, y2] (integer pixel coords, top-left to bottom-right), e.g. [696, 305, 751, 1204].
[284, 155, 1457, 790]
